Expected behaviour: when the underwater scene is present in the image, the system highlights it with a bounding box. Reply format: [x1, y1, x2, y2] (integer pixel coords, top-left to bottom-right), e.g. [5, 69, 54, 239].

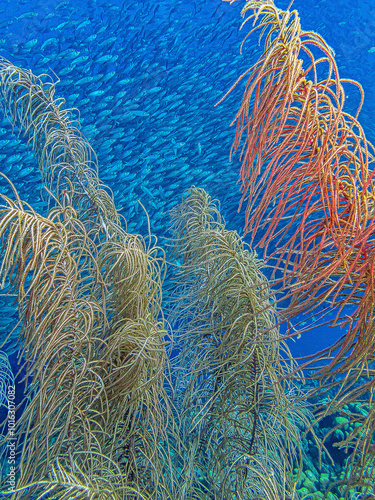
[0, 0, 375, 498]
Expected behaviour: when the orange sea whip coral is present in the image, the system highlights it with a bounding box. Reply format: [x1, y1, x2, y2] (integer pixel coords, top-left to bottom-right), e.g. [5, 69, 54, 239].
[219, 0, 375, 379]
